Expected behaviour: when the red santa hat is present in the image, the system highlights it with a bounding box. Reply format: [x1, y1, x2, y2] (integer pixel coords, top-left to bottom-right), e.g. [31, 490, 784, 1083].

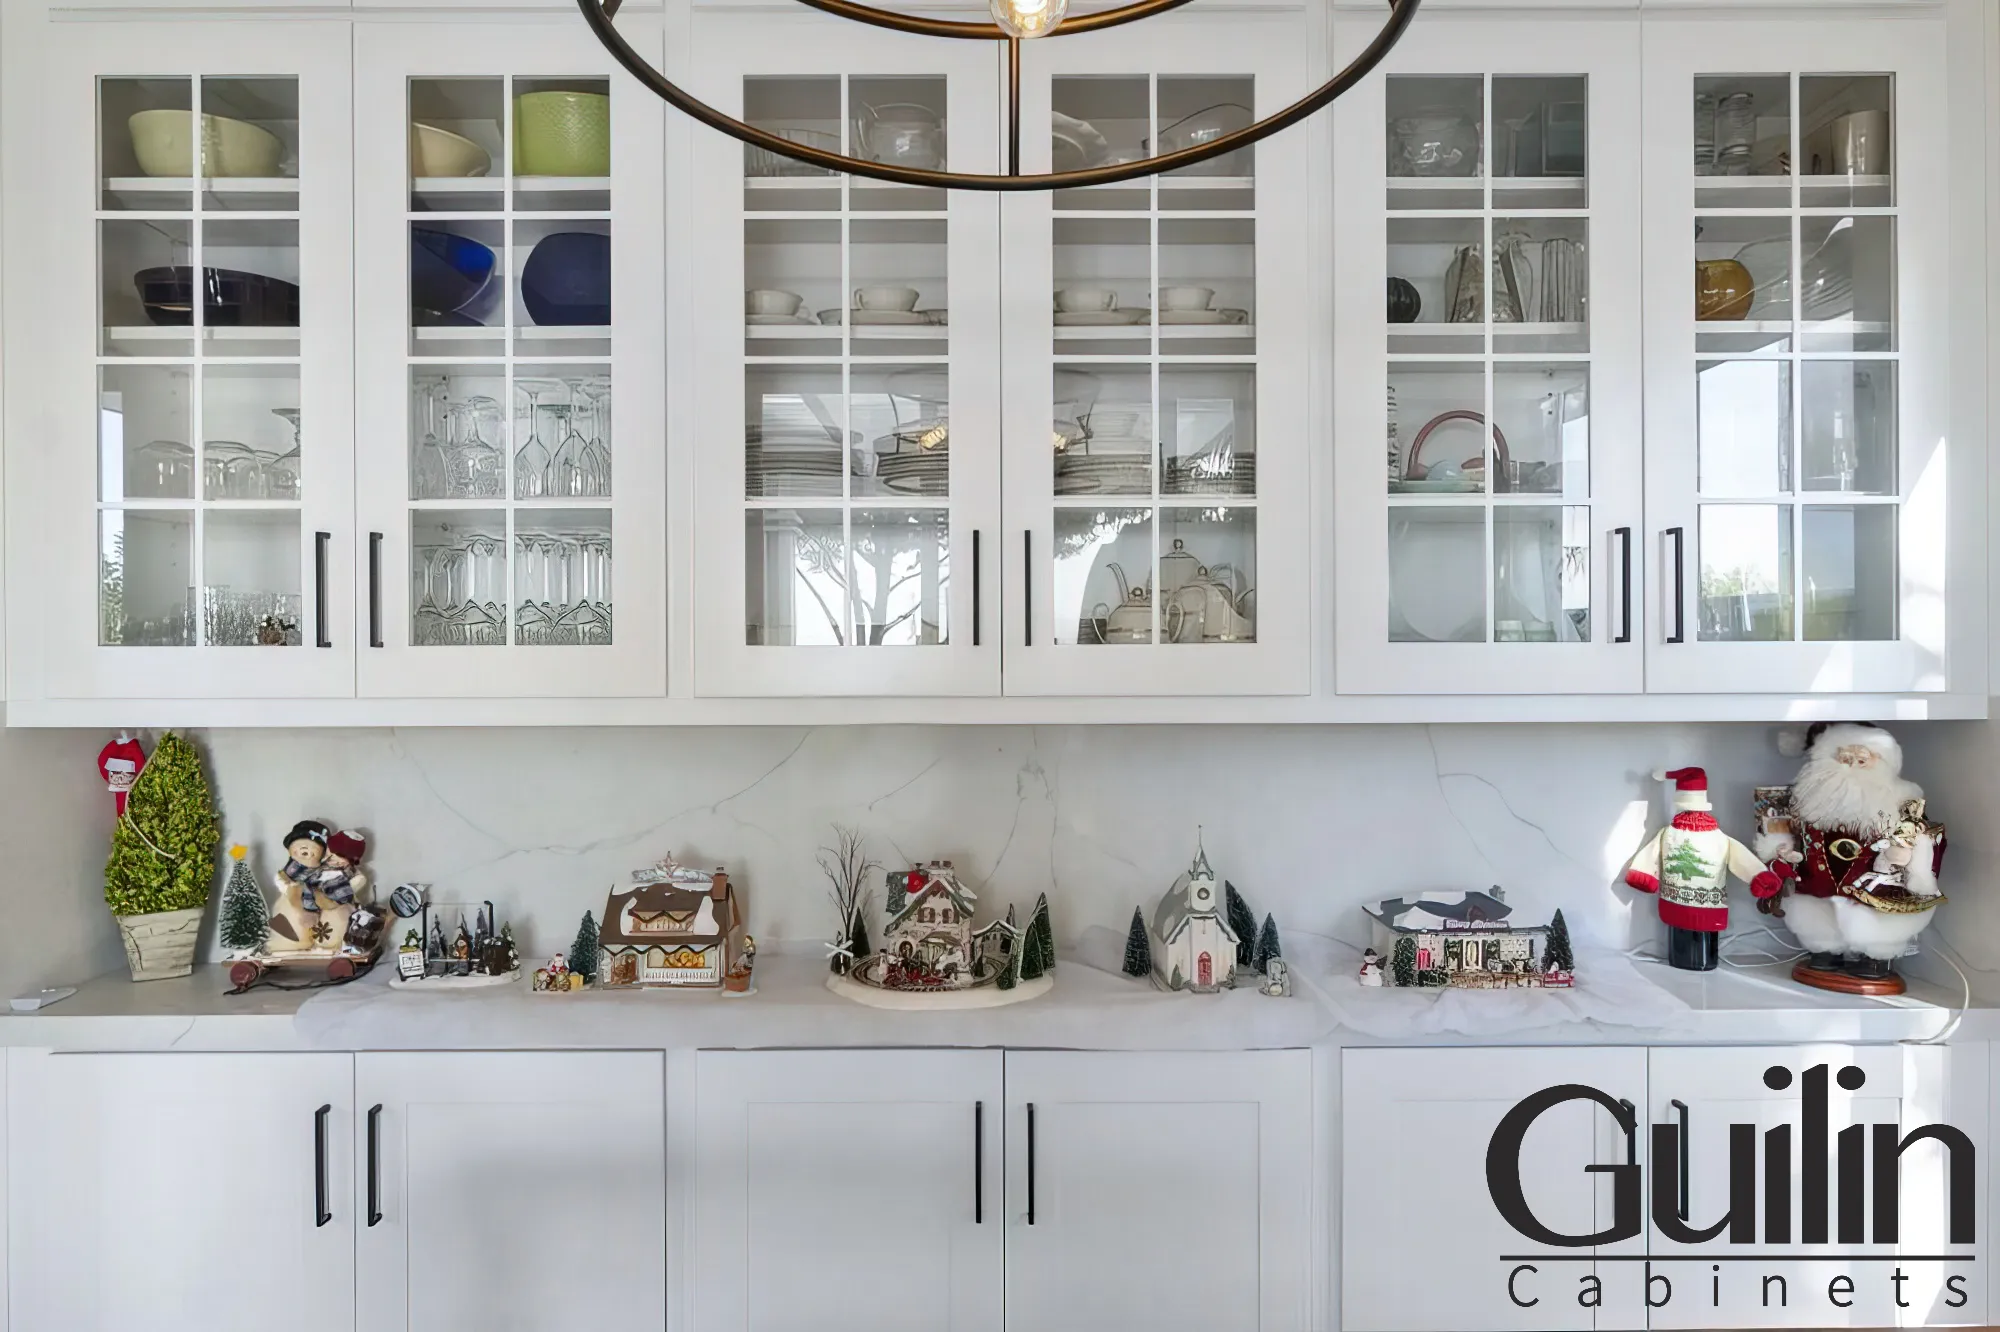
[329, 829, 367, 862]
[1654, 766, 1713, 810]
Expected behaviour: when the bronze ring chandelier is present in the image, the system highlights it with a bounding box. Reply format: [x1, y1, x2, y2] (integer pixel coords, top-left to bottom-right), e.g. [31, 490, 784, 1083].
[577, 0, 1422, 191]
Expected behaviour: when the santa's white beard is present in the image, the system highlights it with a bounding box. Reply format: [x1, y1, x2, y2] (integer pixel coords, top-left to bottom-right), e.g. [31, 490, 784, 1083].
[1789, 758, 1921, 838]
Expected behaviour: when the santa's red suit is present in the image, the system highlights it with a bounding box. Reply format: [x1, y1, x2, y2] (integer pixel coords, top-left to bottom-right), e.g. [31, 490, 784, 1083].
[1757, 722, 1945, 966]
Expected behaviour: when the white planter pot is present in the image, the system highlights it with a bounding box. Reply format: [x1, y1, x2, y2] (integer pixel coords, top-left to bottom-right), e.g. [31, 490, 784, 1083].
[115, 906, 204, 981]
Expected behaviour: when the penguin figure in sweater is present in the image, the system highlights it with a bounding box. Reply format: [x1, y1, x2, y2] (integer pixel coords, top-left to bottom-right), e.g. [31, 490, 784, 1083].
[1623, 766, 1784, 971]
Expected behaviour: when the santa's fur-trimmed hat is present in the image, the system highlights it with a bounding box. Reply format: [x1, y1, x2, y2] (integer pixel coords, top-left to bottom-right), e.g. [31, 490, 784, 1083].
[1776, 721, 1902, 768]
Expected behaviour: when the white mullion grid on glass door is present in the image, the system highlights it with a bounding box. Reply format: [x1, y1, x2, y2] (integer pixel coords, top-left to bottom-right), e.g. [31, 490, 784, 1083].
[1785, 68, 1803, 646]
[1480, 72, 1494, 645]
[839, 74, 854, 648]
[191, 81, 208, 648]
[502, 70, 517, 651]
[1147, 72, 1161, 648]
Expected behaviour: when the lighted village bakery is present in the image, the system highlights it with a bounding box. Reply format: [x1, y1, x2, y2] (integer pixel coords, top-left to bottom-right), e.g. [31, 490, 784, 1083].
[597, 855, 746, 989]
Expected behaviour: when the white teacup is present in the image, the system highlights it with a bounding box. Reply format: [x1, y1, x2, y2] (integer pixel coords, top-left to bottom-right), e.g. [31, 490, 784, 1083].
[1056, 287, 1119, 313]
[1159, 285, 1215, 312]
[746, 289, 803, 317]
[855, 285, 920, 312]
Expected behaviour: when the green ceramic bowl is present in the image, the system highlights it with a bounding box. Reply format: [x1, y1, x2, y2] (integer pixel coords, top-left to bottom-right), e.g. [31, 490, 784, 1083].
[514, 91, 610, 177]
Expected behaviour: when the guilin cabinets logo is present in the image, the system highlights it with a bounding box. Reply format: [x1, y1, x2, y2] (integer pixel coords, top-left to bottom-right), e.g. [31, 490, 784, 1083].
[1485, 1064, 1977, 1315]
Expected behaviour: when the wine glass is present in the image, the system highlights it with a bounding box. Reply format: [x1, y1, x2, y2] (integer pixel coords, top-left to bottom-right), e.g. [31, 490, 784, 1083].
[461, 395, 504, 498]
[580, 375, 613, 497]
[552, 389, 590, 497]
[267, 407, 302, 500]
[413, 377, 451, 499]
[514, 379, 558, 499]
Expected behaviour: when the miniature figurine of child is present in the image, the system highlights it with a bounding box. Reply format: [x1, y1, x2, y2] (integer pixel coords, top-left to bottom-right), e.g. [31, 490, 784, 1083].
[266, 820, 331, 953]
[1358, 947, 1384, 987]
[308, 830, 369, 911]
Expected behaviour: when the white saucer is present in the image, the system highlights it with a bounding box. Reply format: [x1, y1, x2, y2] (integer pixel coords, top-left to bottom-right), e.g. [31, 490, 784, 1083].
[1055, 310, 1149, 327]
[852, 309, 930, 325]
[1158, 309, 1237, 325]
[746, 313, 815, 325]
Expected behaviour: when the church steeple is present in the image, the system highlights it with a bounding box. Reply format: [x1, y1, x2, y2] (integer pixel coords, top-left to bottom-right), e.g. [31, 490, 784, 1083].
[1192, 825, 1213, 880]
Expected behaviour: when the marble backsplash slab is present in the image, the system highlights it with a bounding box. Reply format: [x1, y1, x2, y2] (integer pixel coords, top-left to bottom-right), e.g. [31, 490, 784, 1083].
[191, 723, 1804, 965]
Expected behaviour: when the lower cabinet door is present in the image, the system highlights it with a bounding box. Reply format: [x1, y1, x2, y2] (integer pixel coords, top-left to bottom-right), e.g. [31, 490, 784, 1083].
[692, 1050, 1003, 1332]
[8, 1051, 356, 1332]
[355, 1052, 664, 1332]
[1648, 1045, 1982, 1329]
[1003, 1050, 1312, 1332]
[1342, 1047, 1649, 1332]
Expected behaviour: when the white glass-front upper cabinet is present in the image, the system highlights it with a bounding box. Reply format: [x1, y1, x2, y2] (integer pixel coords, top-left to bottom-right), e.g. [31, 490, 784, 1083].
[1333, 18, 1643, 695]
[687, 13, 1001, 696]
[354, 21, 665, 698]
[32, 21, 354, 699]
[1002, 15, 1312, 696]
[1642, 19, 1947, 694]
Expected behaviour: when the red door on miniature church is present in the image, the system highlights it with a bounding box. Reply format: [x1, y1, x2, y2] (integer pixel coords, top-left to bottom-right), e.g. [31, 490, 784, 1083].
[1197, 952, 1213, 986]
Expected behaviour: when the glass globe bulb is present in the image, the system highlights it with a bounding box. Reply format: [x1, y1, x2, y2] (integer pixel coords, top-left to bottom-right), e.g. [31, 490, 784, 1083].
[990, 0, 1067, 39]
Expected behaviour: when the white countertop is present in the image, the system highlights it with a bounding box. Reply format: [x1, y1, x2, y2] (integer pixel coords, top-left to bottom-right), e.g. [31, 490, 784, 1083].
[1, 946, 1980, 1053]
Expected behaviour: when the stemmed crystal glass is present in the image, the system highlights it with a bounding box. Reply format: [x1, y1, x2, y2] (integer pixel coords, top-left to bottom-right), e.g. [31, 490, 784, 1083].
[461, 395, 504, 498]
[267, 407, 302, 500]
[413, 376, 451, 499]
[514, 379, 558, 499]
[550, 401, 589, 497]
[580, 376, 612, 496]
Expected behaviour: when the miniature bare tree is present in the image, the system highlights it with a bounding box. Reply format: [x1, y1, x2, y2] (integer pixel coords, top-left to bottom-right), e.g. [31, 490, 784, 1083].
[819, 825, 879, 975]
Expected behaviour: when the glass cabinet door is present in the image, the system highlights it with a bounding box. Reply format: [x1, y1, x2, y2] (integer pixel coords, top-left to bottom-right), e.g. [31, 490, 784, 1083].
[688, 13, 1001, 697]
[1332, 19, 1643, 695]
[1642, 19, 1949, 693]
[1001, 14, 1310, 696]
[354, 22, 665, 698]
[38, 22, 354, 699]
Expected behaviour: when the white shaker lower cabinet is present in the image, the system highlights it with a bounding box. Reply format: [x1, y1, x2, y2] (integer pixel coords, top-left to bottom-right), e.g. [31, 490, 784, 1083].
[691, 1050, 1004, 1332]
[1647, 1045, 1984, 1329]
[355, 1052, 664, 1332]
[1342, 1047, 1649, 1332]
[7, 1051, 356, 1332]
[1003, 1050, 1311, 1332]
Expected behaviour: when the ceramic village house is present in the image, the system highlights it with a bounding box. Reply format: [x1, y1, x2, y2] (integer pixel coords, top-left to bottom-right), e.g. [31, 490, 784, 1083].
[598, 857, 745, 988]
[1150, 843, 1239, 992]
[1363, 889, 1573, 989]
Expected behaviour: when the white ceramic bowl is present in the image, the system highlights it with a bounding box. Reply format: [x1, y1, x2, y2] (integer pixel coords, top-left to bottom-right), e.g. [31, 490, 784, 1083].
[1159, 285, 1215, 312]
[854, 285, 920, 312]
[1055, 287, 1119, 313]
[410, 122, 491, 178]
[746, 289, 804, 317]
[129, 109, 283, 178]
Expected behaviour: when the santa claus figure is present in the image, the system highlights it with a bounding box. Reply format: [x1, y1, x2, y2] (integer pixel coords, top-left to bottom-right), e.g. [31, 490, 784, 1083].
[1624, 767, 1783, 971]
[1757, 722, 1945, 993]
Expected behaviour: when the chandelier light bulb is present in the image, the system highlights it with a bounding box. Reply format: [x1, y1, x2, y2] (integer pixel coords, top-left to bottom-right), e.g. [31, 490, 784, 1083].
[990, 0, 1067, 39]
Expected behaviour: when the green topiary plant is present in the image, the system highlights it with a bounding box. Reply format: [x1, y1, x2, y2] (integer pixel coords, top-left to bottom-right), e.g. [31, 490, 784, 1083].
[105, 732, 220, 918]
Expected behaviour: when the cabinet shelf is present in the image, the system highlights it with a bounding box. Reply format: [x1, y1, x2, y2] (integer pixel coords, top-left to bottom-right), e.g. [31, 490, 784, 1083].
[411, 324, 612, 342]
[104, 175, 300, 213]
[1054, 323, 1255, 340]
[1388, 321, 1584, 339]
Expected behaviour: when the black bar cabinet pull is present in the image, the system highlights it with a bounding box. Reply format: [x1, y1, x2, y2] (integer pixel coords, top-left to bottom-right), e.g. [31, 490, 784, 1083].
[972, 530, 982, 648]
[1613, 526, 1632, 644]
[314, 531, 332, 648]
[313, 1103, 333, 1227]
[366, 1103, 383, 1226]
[1670, 1098, 1691, 1220]
[368, 532, 384, 649]
[974, 1100, 985, 1223]
[1664, 526, 1685, 644]
[1617, 1097, 1637, 1166]
[1026, 1101, 1037, 1225]
[1022, 530, 1033, 648]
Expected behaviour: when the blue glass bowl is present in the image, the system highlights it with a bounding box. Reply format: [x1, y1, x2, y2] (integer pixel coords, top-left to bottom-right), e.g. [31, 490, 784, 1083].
[410, 227, 496, 315]
[520, 231, 611, 326]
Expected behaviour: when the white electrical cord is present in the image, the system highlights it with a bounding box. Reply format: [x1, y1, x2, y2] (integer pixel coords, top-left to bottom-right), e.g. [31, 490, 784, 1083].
[1902, 937, 1972, 1046]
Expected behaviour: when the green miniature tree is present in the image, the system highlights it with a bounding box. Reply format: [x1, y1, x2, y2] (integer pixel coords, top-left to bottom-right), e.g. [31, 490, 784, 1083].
[1029, 893, 1055, 973]
[1225, 882, 1257, 967]
[1543, 909, 1575, 974]
[1391, 937, 1417, 987]
[1662, 839, 1714, 883]
[1251, 914, 1282, 973]
[1169, 963, 1184, 990]
[846, 906, 872, 965]
[996, 947, 1017, 990]
[570, 911, 600, 981]
[1121, 907, 1152, 978]
[105, 732, 219, 918]
[216, 844, 268, 955]
[1018, 918, 1046, 981]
